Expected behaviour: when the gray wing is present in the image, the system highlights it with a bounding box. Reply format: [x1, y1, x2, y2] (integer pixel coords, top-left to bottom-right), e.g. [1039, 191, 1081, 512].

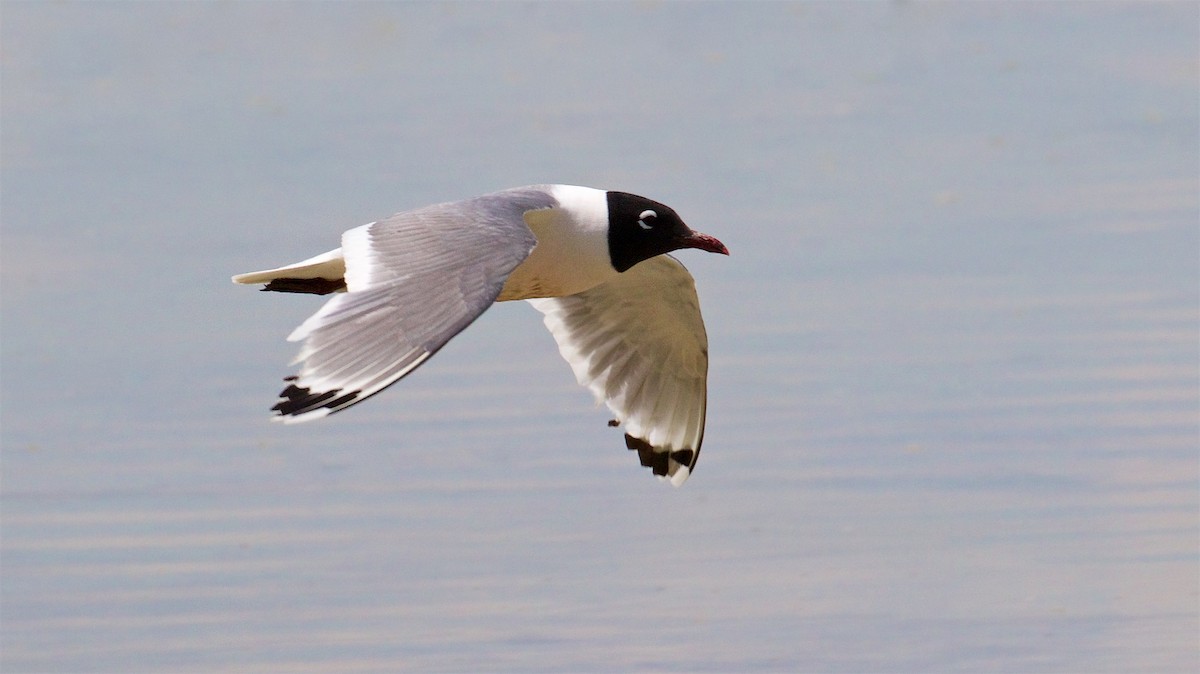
[275, 188, 555, 421]
[528, 255, 709, 486]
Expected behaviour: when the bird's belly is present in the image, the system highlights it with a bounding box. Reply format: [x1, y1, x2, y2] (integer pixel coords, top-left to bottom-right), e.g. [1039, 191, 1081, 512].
[497, 262, 600, 301]
[496, 244, 616, 302]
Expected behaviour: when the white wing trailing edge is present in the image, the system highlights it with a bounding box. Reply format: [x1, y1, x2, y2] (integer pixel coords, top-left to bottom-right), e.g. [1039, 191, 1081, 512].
[529, 255, 709, 486]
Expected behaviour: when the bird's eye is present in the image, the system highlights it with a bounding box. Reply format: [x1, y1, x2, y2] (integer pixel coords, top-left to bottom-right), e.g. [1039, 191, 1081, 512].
[637, 210, 657, 230]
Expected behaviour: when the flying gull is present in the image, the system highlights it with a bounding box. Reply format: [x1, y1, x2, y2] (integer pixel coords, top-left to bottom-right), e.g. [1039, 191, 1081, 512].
[233, 185, 728, 485]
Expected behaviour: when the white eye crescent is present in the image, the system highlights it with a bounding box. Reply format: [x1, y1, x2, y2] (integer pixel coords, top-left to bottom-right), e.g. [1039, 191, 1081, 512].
[637, 209, 657, 230]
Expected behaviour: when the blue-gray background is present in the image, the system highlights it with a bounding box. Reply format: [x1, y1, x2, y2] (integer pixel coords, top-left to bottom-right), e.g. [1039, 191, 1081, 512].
[2, 2, 1197, 672]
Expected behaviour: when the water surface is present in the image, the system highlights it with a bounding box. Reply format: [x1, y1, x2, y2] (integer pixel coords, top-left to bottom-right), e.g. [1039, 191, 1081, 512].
[2, 3, 1197, 672]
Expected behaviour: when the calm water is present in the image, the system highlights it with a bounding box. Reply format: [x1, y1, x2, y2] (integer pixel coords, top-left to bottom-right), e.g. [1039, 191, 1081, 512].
[2, 2, 1197, 672]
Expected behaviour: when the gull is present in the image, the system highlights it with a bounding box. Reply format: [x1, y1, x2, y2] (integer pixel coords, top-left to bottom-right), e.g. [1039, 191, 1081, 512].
[233, 185, 728, 485]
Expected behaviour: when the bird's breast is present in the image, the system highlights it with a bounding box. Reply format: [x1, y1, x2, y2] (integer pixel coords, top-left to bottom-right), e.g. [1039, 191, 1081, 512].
[496, 207, 617, 301]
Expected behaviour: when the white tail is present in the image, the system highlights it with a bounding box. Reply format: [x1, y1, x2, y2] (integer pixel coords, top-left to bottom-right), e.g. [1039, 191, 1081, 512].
[232, 248, 346, 285]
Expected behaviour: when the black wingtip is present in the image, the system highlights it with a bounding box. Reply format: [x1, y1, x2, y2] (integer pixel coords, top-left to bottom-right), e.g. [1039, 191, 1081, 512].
[624, 434, 696, 478]
[261, 277, 347, 295]
[272, 381, 360, 417]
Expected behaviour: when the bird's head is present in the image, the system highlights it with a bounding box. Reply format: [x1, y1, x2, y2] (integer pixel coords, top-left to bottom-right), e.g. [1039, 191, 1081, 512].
[605, 191, 729, 273]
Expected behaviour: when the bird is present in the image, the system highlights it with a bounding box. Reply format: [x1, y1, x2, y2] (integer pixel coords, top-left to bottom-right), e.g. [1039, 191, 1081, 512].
[232, 184, 728, 485]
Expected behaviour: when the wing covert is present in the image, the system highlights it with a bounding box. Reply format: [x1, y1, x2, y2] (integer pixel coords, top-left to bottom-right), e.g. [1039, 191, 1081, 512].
[276, 189, 553, 420]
